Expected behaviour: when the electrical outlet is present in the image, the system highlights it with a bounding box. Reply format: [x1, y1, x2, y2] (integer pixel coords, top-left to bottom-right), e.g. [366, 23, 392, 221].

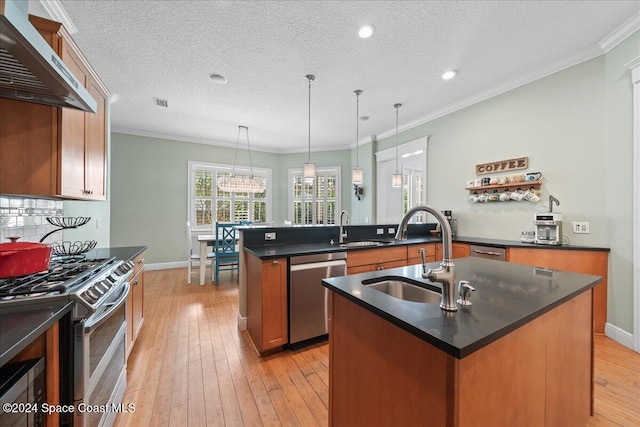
[388, 227, 395, 234]
[572, 222, 590, 234]
[264, 232, 276, 240]
[376, 228, 384, 235]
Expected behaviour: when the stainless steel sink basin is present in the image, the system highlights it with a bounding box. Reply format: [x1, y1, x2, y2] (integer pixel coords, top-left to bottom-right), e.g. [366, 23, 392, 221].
[340, 240, 392, 248]
[363, 279, 441, 303]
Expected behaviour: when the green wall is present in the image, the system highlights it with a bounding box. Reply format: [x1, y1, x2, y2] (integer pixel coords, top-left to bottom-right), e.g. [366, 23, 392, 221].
[109, 134, 352, 265]
[110, 32, 639, 334]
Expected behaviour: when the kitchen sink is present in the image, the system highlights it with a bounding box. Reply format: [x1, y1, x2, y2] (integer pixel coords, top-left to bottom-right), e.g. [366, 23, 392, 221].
[362, 278, 442, 303]
[340, 240, 392, 248]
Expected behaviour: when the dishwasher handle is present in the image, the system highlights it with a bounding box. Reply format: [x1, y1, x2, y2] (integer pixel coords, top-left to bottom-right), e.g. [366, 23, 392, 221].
[290, 259, 347, 272]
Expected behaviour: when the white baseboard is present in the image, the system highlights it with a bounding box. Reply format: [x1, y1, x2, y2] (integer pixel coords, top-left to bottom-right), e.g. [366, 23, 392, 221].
[145, 261, 188, 271]
[605, 322, 635, 351]
[237, 312, 247, 331]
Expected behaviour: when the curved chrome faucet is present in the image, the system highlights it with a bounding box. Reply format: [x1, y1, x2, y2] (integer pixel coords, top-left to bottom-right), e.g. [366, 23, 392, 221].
[339, 210, 350, 243]
[395, 205, 457, 311]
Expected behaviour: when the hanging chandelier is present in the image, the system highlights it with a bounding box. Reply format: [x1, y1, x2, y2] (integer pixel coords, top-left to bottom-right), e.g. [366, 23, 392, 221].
[303, 74, 316, 182]
[217, 125, 266, 193]
[352, 89, 363, 185]
[392, 103, 403, 188]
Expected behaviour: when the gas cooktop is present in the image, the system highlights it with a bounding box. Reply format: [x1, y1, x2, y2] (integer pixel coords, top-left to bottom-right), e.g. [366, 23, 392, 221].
[0, 257, 134, 319]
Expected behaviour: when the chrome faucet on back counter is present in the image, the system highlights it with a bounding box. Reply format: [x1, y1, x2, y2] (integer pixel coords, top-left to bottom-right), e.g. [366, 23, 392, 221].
[395, 205, 458, 311]
[339, 210, 349, 243]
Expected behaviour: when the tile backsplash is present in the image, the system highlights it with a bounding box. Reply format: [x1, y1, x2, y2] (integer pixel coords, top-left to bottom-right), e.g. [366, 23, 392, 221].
[0, 196, 64, 243]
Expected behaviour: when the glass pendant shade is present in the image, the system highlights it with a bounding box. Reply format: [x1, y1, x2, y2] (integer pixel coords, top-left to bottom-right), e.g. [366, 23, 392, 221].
[304, 162, 316, 181]
[352, 167, 363, 185]
[392, 172, 402, 188]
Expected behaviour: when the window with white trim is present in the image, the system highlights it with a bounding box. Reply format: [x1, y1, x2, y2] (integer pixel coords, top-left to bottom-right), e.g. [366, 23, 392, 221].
[188, 161, 272, 231]
[288, 167, 341, 225]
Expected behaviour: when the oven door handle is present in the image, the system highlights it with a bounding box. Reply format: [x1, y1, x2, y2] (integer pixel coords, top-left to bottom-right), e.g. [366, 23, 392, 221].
[84, 282, 130, 333]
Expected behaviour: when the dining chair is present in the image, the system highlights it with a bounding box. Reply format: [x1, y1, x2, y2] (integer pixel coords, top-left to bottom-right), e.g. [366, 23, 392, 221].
[214, 222, 241, 284]
[186, 221, 215, 284]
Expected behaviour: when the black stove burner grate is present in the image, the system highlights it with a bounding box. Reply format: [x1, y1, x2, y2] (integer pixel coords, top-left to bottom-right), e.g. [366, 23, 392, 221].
[0, 257, 111, 300]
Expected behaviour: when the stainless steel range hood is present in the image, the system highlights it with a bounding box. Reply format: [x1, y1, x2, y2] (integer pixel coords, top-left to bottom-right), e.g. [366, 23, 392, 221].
[0, 0, 97, 112]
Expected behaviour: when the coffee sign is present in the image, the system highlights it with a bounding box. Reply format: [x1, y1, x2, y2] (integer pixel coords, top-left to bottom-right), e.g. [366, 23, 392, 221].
[476, 157, 528, 175]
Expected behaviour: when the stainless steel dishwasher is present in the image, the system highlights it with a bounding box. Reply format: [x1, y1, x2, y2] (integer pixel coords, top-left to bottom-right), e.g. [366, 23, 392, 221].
[289, 252, 347, 346]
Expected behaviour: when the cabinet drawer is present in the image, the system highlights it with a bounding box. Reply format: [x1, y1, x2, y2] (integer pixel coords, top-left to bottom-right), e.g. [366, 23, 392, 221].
[406, 243, 436, 261]
[133, 253, 145, 276]
[347, 246, 406, 268]
[348, 259, 407, 275]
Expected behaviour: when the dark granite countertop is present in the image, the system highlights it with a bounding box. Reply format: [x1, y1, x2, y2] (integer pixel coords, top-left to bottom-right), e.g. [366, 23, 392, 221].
[322, 257, 601, 359]
[0, 299, 74, 366]
[245, 236, 609, 259]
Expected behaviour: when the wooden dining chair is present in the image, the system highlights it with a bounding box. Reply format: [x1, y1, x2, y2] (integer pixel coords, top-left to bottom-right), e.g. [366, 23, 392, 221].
[186, 221, 215, 284]
[214, 222, 241, 284]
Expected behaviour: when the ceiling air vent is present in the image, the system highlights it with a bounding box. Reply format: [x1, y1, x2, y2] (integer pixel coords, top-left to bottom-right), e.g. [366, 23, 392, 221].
[153, 97, 169, 108]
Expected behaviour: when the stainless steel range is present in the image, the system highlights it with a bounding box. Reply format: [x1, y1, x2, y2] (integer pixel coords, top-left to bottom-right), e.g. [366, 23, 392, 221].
[0, 255, 134, 427]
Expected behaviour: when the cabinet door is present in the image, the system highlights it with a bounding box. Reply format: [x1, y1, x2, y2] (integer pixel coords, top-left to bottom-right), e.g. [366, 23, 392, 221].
[59, 38, 88, 199]
[262, 259, 287, 350]
[132, 269, 144, 338]
[452, 243, 470, 258]
[84, 77, 107, 200]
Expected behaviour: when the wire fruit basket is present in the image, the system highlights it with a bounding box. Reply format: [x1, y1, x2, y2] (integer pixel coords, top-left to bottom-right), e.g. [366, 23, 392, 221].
[40, 217, 92, 242]
[51, 240, 97, 257]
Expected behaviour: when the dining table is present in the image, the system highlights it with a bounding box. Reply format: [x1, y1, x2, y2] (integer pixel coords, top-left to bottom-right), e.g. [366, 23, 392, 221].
[196, 234, 217, 285]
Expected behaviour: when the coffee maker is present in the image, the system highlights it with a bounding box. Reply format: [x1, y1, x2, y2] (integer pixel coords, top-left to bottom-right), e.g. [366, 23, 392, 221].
[534, 213, 563, 245]
[442, 210, 457, 238]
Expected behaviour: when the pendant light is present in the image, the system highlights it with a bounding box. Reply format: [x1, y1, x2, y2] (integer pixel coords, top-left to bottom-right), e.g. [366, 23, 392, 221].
[392, 103, 403, 188]
[303, 74, 316, 182]
[352, 89, 363, 185]
[217, 125, 266, 193]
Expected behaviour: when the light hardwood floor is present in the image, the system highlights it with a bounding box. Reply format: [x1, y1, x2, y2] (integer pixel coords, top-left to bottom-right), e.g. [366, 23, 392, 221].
[116, 268, 639, 427]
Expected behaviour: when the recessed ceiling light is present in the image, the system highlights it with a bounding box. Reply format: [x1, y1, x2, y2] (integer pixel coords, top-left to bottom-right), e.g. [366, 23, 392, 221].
[209, 73, 227, 84]
[442, 70, 457, 80]
[358, 24, 375, 39]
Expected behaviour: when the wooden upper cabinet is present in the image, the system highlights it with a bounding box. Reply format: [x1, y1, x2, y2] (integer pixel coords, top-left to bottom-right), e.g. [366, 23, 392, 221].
[0, 15, 108, 200]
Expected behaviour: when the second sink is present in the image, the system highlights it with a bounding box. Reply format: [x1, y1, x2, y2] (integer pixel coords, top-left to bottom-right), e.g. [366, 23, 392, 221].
[363, 278, 441, 303]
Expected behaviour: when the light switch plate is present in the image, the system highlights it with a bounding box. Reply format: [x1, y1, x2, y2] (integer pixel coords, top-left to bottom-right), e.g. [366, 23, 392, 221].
[572, 222, 589, 234]
[376, 228, 384, 235]
[388, 227, 395, 234]
[265, 232, 276, 240]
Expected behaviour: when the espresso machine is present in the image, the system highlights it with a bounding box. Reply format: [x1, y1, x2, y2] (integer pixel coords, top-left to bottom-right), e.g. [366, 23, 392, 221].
[534, 213, 563, 245]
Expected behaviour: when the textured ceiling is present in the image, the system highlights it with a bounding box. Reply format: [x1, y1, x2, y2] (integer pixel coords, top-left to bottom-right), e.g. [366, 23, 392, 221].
[47, 1, 640, 152]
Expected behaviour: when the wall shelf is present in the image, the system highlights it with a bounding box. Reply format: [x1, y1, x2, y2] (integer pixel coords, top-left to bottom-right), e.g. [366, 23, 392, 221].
[465, 180, 542, 192]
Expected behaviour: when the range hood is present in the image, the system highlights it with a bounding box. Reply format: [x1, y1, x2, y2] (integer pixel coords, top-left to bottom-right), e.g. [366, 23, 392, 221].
[0, 0, 96, 112]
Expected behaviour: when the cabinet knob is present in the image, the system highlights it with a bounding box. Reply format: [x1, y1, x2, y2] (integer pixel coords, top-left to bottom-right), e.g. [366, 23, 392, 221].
[377, 266, 384, 270]
[137, 258, 144, 264]
[133, 279, 139, 286]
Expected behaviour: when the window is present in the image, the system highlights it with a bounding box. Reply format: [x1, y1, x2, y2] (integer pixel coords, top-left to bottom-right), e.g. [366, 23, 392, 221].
[288, 167, 341, 225]
[188, 161, 272, 231]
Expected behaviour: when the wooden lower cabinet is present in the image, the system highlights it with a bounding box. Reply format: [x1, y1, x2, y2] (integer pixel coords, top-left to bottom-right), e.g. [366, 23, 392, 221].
[246, 255, 288, 353]
[126, 252, 145, 357]
[434, 242, 471, 260]
[508, 247, 608, 333]
[347, 246, 407, 274]
[328, 290, 592, 426]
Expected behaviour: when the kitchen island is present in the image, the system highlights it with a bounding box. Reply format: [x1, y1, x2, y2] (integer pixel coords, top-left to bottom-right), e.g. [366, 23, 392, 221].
[322, 257, 601, 426]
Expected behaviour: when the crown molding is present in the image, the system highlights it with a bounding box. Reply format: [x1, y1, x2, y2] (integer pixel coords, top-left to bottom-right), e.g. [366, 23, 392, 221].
[38, 0, 77, 34]
[600, 11, 640, 53]
[111, 127, 349, 154]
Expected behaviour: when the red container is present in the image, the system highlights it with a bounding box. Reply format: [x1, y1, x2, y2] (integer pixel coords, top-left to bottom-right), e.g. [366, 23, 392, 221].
[0, 242, 53, 278]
